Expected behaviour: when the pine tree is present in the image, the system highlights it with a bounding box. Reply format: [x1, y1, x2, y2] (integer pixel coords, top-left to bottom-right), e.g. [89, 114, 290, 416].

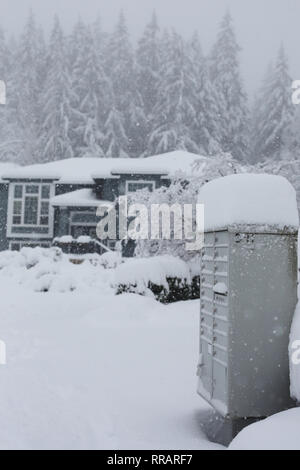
[210, 12, 249, 160]
[106, 11, 146, 157]
[70, 22, 111, 157]
[251, 46, 294, 161]
[136, 12, 161, 118]
[250, 63, 274, 163]
[187, 32, 221, 155]
[92, 15, 108, 63]
[148, 31, 199, 155]
[12, 10, 45, 163]
[38, 16, 74, 161]
[0, 28, 22, 162]
[196, 58, 223, 155]
[103, 107, 130, 158]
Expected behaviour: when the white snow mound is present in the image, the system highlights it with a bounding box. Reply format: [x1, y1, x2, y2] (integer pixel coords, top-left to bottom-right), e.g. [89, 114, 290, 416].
[229, 408, 300, 450]
[198, 174, 299, 231]
[115, 255, 191, 295]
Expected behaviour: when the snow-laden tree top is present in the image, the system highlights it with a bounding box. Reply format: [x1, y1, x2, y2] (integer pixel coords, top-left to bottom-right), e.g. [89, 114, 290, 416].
[198, 173, 299, 231]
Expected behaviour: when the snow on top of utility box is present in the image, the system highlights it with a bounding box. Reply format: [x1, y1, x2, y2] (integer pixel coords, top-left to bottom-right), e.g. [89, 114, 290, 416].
[198, 173, 299, 231]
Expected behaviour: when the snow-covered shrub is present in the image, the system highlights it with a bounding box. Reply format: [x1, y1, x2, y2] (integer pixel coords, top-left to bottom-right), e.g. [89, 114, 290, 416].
[0, 247, 111, 293]
[98, 251, 122, 269]
[114, 255, 195, 303]
[129, 153, 247, 262]
[0, 247, 63, 271]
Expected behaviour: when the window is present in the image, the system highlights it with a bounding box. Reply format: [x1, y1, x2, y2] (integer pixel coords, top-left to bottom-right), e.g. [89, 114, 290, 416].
[26, 185, 39, 194]
[14, 185, 23, 198]
[41, 185, 50, 199]
[126, 180, 155, 194]
[8, 183, 54, 238]
[24, 196, 39, 224]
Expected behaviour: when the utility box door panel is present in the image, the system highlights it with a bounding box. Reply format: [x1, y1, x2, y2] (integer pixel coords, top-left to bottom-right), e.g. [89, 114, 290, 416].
[198, 231, 229, 415]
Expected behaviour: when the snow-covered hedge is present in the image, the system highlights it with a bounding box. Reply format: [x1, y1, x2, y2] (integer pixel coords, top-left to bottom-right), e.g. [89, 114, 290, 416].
[0, 249, 199, 302]
[114, 255, 199, 303]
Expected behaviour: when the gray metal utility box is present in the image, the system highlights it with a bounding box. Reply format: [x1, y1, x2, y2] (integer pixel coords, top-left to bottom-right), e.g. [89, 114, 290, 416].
[197, 226, 298, 420]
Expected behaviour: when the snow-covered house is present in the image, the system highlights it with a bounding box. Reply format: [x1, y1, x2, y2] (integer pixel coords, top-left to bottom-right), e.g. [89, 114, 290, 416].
[0, 151, 206, 253]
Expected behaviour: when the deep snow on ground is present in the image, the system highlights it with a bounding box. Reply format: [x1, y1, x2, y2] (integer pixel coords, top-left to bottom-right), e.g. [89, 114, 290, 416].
[0, 273, 221, 450]
[0, 247, 299, 450]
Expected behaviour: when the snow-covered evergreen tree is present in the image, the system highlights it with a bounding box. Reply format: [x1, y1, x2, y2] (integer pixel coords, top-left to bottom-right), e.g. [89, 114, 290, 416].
[70, 22, 111, 157]
[0, 28, 23, 162]
[251, 46, 294, 161]
[210, 12, 249, 161]
[38, 16, 74, 161]
[187, 33, 222, 155]
[136, 12, 161, 120]
[103, 107, 129, 158]
[106, 11, 146, 157]
[0, 10, 297, 168]
[196, 59, 223, 155]
[148, 31, 199, 155]
[12, 11, 46, 163]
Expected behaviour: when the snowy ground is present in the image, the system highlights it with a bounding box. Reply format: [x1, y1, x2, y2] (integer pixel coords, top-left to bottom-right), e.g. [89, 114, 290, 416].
[1, 248, 299, 450]
[0, 272, 221, 450]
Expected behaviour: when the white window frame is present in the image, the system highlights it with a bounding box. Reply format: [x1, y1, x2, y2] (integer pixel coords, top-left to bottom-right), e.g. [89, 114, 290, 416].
[125, 180, 155, 194]
[7, 182, 55, 239]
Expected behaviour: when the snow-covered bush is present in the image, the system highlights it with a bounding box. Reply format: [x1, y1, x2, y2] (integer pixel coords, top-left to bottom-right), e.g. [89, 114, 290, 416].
[0, 247, 111, 293]
[0, 246, 63, 270]
[129, 153, 247, 261]
[98, 251, 122, 269]
[114, 255, 197, 303]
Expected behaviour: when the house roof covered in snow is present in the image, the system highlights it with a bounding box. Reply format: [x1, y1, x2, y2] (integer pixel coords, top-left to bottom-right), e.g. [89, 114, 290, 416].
[1, 151, 208, 184]
[51, 188, 114, 208]
[0, 163, 19, 182]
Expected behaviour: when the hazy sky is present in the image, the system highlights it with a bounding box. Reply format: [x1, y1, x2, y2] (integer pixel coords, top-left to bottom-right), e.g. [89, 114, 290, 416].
[0, 0, 299, 95]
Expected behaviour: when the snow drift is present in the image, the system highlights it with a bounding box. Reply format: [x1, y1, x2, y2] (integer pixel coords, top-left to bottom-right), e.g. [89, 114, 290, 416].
[229, 408, 300, 450]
